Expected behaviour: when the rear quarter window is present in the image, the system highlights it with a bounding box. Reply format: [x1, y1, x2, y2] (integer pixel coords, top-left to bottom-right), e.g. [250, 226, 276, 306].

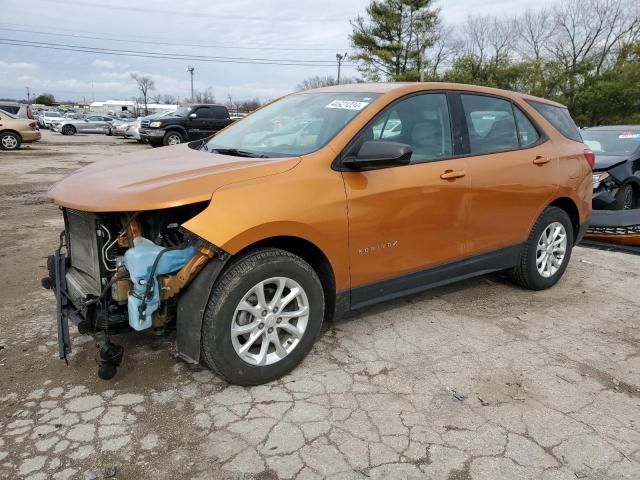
[528, 101, 582, 143]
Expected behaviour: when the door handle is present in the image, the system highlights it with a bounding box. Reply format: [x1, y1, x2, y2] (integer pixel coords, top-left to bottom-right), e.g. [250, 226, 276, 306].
[440, 170, 466, 180]
[533, 156, 551, 165]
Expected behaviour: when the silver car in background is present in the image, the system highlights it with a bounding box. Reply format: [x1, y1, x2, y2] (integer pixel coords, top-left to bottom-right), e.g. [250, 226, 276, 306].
[52, 115, 116, 135]
[113, 111, 173, 142]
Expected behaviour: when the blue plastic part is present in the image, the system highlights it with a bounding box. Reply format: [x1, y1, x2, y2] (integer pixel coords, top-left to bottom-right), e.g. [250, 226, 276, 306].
[124, 237, 196, 331]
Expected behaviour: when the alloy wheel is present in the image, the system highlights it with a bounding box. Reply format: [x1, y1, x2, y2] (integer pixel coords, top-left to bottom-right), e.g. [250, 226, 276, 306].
[231, 277, 310, 366]
[1, 135, 18, 150]
[166, 134, 182, 145]
[536, 222, 567, 278]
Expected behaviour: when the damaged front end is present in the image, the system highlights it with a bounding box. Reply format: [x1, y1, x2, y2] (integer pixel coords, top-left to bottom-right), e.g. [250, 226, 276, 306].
[42, 203, 221, 375]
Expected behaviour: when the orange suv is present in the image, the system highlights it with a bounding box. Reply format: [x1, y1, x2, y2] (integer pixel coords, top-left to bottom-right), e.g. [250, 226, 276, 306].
[45, 82, 592, 385]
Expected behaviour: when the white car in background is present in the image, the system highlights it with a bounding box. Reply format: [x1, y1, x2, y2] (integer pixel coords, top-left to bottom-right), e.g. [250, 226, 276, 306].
[39, 111, 64, 129]
[114, 111, 174, 142]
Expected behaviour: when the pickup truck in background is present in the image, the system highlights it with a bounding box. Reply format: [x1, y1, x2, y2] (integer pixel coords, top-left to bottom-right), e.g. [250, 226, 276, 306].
[139, 104, 233, 147]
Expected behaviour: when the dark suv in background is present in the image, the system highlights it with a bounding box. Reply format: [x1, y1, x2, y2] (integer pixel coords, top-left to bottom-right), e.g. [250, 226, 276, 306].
[140, 104, 233, 147]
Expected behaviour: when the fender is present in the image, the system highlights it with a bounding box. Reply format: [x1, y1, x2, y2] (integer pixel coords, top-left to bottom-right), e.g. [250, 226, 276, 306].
[165, 124, 189, 138]
[176, 254, 229, 363]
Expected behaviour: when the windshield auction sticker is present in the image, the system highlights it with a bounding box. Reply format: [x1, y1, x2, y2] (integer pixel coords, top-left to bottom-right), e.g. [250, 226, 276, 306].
[325, 100, 370, 111]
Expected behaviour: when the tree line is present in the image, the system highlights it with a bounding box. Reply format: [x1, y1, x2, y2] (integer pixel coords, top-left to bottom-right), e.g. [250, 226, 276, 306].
[349, 0, 640, 125]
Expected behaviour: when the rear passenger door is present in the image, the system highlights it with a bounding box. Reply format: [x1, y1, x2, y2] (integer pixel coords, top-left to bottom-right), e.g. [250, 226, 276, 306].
[210, 106, 231, 133]
[455, 93, 559, 256]
[188, 107, 214, 140]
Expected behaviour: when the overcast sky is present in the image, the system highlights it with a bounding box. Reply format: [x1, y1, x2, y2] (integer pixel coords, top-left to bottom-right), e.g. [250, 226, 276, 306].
[0, 0, 556, 103]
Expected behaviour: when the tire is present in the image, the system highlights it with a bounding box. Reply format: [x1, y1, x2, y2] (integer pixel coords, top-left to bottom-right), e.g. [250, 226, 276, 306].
[163, 131, 185, 146]
[61, 125, 76, 136]
[106, 128, 113, 136]
[201, 248, 325, 386]
[510, 206, 574, 290]
[614, 183, 636, 210]
[0, 131, 21, 151]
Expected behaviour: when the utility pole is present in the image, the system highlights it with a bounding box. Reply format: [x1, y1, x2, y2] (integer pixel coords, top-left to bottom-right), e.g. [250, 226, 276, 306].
[186, 65, 195, 101]
[26, 87, 30, 104]
[336, 53, 347, 85]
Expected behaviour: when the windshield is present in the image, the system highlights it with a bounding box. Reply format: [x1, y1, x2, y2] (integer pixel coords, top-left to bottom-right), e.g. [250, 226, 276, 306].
[583, 130, 640, 157]
[47, 112, 62, 117]
[171, 107, 192, 118]
[205, 92, 379, 158]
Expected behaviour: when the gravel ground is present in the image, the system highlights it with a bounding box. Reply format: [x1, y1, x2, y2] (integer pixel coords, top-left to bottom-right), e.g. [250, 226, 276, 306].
[0, 130, 639, 480]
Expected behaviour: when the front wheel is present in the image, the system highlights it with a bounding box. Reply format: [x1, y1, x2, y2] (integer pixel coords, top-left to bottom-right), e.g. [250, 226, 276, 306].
[510, 206, 574, 290]
[201, 248, 325, 385]
[163, 131, 185, 146]
[0, 132, 21, 150]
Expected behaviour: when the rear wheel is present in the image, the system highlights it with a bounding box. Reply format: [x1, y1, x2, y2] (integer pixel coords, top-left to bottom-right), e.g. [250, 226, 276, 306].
[61, 124, 76, 136]
[510, 206, 574, 290]
[0, 132, 21, 150]
[201, 248, 325, 385]
[163, 131, 185, 146]
[614, 183, 636, 210]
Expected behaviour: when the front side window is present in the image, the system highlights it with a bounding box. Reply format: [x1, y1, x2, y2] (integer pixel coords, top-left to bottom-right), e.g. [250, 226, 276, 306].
[358, 93, 453, 163]
[461, 94, 519, 154]
[528, 101, 582, 143]
[204, 93, 379, 158]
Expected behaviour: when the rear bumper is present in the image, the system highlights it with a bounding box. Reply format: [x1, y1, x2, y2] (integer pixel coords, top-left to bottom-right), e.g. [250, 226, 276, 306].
[21, 131, 41, 142]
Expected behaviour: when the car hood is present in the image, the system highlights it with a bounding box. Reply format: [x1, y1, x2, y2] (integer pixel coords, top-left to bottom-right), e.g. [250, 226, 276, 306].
[48, 144, 301, 212]
[593, 154, 628, 170]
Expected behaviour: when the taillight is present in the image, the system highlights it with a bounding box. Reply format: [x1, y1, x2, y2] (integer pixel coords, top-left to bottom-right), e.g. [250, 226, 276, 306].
[583, 149, 595, 169]
[29, 121, 37, 129]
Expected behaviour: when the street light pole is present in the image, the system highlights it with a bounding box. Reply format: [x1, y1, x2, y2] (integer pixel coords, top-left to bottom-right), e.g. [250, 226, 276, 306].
[26, 87, 30, 104]
[336, 53, 347, 85]
[186, 66, 195, 101]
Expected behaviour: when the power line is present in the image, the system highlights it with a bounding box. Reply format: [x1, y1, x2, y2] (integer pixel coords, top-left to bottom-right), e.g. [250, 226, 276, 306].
[0, 38, 357, 67]
[0, 25, 354, 53]
[29, 0, 347, 23]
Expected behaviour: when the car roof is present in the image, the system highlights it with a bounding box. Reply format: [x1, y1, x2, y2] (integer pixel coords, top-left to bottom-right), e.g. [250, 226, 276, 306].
[582, 125, 640, 132]
[300, 82, 566, 108]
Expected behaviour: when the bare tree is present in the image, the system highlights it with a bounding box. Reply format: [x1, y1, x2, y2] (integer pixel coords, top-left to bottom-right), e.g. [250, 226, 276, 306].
[193, 88, 215, 104]
[516, 8, 555, 61]
[296, 75, 357, 91]
[237, 98, 262, 113]
[423, 24, 459, 79]
[130, 74, 155, 115]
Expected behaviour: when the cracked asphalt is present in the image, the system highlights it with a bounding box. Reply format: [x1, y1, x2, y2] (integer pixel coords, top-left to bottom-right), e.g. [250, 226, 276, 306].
[1, 132, 639, 480]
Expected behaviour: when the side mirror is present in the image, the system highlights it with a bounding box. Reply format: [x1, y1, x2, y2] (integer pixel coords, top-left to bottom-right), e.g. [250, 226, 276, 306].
[343, 140, 413, 169]
[189, 113, 197, 119]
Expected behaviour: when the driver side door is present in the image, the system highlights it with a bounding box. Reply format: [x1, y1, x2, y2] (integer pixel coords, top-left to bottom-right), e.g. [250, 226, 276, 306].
[341, 92, 470, 307]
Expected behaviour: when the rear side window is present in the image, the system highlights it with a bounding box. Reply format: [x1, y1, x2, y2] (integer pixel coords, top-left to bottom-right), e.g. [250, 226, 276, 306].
[461, 94, 519, 154]
[528, 101, 582, 142]
[513, 107, 540, 147]
[212, 106, 229, 119]
[0, 104, 20, 115]
[195, 107, 213, 118]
